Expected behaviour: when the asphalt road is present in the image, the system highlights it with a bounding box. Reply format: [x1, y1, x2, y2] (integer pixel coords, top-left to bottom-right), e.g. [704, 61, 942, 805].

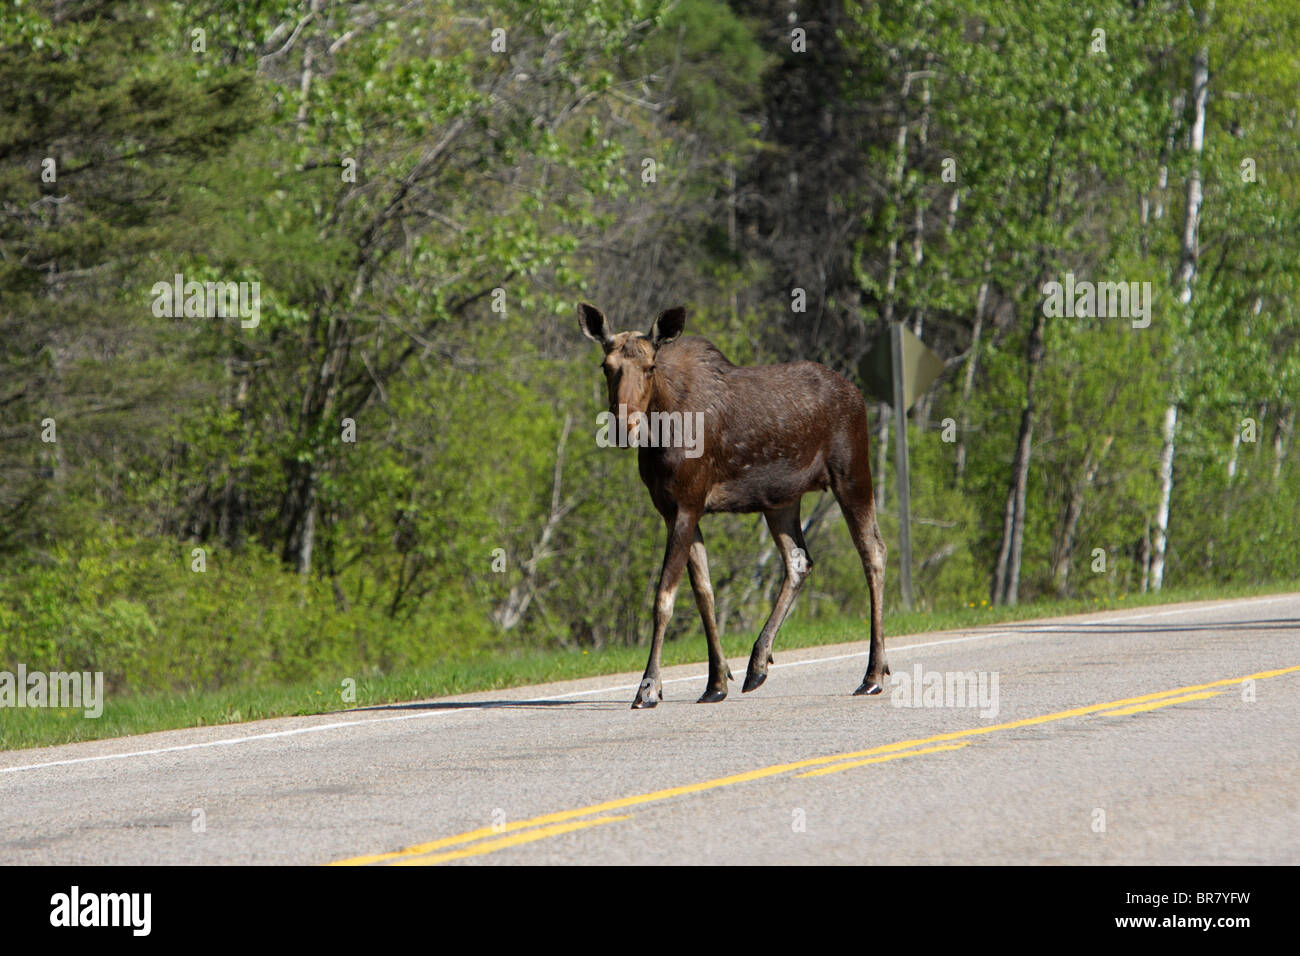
[3, 593, 1298, 865]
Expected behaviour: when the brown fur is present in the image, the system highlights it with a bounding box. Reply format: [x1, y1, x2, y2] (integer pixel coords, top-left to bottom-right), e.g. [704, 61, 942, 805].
[580, 302, 889, 707]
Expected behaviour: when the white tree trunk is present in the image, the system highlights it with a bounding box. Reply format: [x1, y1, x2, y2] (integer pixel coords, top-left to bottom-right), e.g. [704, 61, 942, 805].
[1150, 403, 1178, 591]
[956, 251, 992, 482]
[1274, 410, 1292, 481]
[1176, 44, 1209, 304]
[1154, 30, 1209, 592]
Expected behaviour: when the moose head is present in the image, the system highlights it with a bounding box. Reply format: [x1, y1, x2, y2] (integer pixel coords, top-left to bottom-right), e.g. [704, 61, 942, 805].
[579, 302, 686, 436]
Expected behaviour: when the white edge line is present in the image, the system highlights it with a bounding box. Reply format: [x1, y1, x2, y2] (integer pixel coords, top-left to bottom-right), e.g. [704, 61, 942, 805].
[1, 593, 1293, 776]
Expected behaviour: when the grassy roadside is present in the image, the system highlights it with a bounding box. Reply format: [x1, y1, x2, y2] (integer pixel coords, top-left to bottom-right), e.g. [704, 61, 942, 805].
[2, 581, 1292, 751]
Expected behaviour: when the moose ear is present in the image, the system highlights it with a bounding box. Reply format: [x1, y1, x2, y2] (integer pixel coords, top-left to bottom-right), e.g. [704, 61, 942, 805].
[649, 306, 686, 346]
[578, 302, 613, 349]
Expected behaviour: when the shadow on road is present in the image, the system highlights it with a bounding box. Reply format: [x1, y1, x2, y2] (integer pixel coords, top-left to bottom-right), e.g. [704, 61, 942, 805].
[353, 698, 624, 713]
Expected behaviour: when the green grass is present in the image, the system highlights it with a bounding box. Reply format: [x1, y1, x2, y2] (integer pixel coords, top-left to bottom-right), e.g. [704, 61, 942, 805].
[1, 580, 1291, 751]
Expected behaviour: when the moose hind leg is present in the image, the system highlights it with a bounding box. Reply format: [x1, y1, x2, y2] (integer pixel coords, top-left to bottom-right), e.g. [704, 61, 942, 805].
[743, 505, 812, 693]
[835, 484, 889, 696]
[852, 516, 889, 696]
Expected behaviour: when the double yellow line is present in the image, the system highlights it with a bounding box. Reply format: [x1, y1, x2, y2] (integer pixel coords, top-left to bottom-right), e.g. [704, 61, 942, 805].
[328, 663, 1299, 866]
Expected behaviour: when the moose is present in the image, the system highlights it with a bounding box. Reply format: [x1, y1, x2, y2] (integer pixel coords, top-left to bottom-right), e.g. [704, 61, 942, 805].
[580, 302, 889, 709]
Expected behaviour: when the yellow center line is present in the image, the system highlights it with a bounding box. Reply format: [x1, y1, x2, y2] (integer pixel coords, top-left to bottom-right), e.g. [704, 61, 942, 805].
[1097, 690, 1222, 717]
[390, 815, 632, 866]
[328, 663, 1300, 866]
[796, 741, 971, 778]
[397, 744, 972, 865]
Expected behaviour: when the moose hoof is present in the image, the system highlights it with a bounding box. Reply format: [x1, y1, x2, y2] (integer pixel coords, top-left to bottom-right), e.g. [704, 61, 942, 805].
[632, 678, 661, 709]
[742, 671, 767, 693]
[634, 681, 665, 712]
[853, 680, 885, 696]
[697, 688, 727, 704]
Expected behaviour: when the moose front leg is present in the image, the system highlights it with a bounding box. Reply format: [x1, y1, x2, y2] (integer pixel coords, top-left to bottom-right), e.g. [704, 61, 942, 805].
[633, 512, 696, 709]
[687, 526, 733, 703]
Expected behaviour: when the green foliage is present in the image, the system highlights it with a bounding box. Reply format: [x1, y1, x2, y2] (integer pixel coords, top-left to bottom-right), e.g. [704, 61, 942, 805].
[1, 0, 1297, 718]
[0, 528, 495, 695]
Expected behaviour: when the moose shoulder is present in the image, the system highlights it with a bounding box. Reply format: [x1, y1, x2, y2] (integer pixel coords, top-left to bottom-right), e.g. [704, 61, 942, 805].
[580, 302, 890, 709]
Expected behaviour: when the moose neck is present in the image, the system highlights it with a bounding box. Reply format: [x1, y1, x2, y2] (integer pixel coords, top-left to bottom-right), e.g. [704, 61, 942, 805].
[647, 361, 687, 417]
[648, 337, 730, 418]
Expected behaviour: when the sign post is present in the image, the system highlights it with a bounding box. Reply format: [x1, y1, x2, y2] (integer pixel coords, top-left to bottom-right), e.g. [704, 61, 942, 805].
[858, 323, 944, 611]
[889, 322, 915, 609]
